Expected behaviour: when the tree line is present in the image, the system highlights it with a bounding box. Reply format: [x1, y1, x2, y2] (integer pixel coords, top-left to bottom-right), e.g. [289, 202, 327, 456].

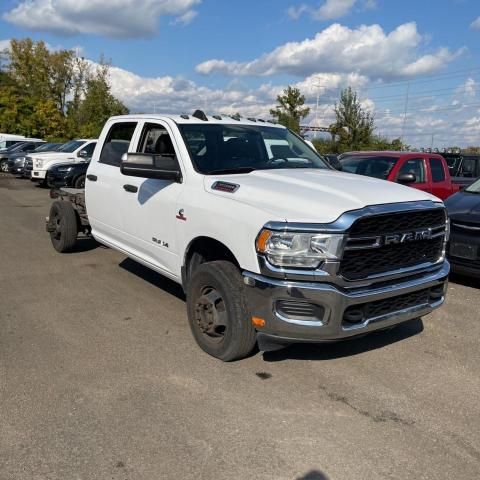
[270, 85, 407, 154]
[0, 38, 128, 141]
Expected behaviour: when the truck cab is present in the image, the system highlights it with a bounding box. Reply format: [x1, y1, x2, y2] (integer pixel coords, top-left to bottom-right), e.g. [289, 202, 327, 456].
[338, 151, 456, 200]
[47, 113, 449, 361]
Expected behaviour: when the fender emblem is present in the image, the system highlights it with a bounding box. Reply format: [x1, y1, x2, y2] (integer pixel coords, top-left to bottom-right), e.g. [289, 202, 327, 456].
[176, 209, 187, 221]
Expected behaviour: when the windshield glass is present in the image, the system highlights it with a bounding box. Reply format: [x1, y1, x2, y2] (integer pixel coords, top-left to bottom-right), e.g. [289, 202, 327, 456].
[34, 143, 55, 152]
[339, 155, 400, 179]
[179, 124, 329, 174]
[58, 140, 85, 153]
[5, 142, 28, 153]
[465, 178, 480, 193]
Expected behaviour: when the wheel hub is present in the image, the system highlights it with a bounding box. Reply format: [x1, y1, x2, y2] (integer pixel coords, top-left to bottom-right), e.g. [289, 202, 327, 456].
[194, 287, 227, 340]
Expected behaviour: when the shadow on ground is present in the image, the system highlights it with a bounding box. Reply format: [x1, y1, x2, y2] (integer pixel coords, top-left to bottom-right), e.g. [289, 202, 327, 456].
[297, 471, 329, 480]
[449, 272, 480, 290]
[119, 257, 185, 301]
[263, 318, 424, 362]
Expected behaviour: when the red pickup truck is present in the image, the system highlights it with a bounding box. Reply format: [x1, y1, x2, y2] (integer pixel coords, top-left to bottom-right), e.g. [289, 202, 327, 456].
[338, 151, 458, 200]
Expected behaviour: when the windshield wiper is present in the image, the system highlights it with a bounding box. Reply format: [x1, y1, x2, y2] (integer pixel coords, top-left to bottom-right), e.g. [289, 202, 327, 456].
[207, 167, 255, 175]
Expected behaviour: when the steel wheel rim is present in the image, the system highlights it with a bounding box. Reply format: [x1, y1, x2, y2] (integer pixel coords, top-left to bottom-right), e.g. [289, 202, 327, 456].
[194, 286, 227, 343]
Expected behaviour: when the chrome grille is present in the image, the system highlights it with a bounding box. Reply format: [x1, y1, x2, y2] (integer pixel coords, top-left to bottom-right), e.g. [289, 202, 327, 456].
[340, 209, 446, 281]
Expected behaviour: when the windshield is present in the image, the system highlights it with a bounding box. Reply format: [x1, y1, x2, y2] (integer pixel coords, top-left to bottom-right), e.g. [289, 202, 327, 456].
[34, 143, 56, 152]
[465, 178, 480, 193]
[179, 124, 329, 174]
[339, 155, 400, 179]
[5, 142, 28, 153]
[58, 140, 85, 153]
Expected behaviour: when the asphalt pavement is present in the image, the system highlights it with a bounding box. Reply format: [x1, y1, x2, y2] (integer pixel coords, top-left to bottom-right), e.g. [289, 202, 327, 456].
[1, 173, 479, 480]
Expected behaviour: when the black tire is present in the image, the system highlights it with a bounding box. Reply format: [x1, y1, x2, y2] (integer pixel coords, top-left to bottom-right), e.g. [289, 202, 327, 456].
[0, 159, 8, 173]
[186, 260, 256, 361]
[49, 201, 78, 253]
[74, 174, 86, 189]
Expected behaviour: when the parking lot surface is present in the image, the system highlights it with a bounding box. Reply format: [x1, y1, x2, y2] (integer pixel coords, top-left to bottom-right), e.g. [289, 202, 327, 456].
[1, 173, 480, 480]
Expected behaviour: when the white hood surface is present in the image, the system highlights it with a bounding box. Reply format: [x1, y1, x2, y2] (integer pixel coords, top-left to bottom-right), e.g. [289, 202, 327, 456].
[204, 169, 441, 223]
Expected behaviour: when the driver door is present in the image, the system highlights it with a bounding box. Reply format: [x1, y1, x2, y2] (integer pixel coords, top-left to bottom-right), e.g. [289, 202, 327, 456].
[119, 121, 184, 278]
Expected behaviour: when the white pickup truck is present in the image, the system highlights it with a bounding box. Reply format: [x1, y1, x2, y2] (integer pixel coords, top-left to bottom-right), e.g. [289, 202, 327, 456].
[46, 112, 449, 361]
[29, 139, 97, 185]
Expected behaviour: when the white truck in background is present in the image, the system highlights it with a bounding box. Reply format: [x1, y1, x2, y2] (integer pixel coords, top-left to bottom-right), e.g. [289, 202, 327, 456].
[29, 139, 97, 185]
[46, 112, 449, 361]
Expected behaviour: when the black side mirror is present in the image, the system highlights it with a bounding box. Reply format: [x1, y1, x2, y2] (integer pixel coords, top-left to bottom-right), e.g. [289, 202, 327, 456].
[121, 153, 182, 182]
[397, 173, 416, 184]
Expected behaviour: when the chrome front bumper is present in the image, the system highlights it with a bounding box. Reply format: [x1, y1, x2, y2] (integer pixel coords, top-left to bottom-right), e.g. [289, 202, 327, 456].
[243, 261, 449, 346]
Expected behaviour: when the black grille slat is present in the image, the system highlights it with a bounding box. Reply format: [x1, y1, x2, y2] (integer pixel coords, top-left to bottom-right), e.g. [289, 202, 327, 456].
[341, 238, 443, 280]
[343, 288, 432, 325]
[348, 209, 446, 236]
[340, 209, 446, 281]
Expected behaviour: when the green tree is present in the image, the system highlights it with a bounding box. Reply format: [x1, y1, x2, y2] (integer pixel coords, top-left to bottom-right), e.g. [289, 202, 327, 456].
[270, 86, 310, 133]
[331, 87, 375, 151]
[76, 61, 128, 138]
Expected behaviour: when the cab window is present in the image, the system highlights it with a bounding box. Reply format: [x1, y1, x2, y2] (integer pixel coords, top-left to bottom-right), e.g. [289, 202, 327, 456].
[429, 158, 445, 182]
[99, 122, 137, 167]
[460, 157, 478, 178]
[397, 158, 425, 183]
[137, 123, 176, 157]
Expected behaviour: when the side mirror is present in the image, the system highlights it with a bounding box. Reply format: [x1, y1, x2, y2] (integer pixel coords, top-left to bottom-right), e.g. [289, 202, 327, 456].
[330, 158, 343, 171]
[78, 149, 88, 158]
[121, 153, 182, 182]
[397, 173, 416, 184]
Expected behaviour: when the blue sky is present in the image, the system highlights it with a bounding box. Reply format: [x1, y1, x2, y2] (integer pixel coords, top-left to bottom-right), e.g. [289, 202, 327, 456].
[1, 0, 480, 147]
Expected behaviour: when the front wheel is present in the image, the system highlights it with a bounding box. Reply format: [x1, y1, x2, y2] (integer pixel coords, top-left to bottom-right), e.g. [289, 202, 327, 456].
[0, 160, 8, 172]
[74, 174, 86, 189]
[186, 261, 256, 361]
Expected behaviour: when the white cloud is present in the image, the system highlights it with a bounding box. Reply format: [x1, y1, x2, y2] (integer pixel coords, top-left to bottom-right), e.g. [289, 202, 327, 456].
[313, 0, 357, 20]
[288, 0, 376, 21]
[470, 16, 480, 29]
[0, 39, 11, 51]
[196, 22, 462, 81]
[3, 0, 200, 38]
[456, 77, 476, 98]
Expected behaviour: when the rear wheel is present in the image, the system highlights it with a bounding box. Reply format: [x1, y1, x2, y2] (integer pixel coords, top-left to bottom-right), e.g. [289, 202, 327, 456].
[186, 261, 256, 361]
[74, 174, 86, 189]
[49, 201, 78, 253]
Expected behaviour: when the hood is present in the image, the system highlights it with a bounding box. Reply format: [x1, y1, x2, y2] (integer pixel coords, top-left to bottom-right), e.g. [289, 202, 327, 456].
[445, 191, 480, 223]
[29, 152, 74, 160]
[204, 169, 441, 223]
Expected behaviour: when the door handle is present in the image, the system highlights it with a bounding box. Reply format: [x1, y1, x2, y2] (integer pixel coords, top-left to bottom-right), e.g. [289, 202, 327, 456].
[123, 184, 138, 193]
[86, 174, 97, 182]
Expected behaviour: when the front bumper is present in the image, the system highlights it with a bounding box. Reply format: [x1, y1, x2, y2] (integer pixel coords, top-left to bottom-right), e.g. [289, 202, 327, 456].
[243, 262, 449, 346]
[31, 169, 46, 181]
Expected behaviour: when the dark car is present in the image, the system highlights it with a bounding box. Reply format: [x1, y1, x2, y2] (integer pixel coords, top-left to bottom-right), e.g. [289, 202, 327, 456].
[1, 141, 45, 172]
[47, 160, 89, 188]
[445, 178, 480, 277]
[441, 153, 480, 190]
[8, 142, 63, 175]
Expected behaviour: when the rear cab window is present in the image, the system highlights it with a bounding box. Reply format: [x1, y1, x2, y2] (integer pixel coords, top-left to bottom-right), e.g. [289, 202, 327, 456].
[99, 122, 137, 167]
[429, 157, 446, 182]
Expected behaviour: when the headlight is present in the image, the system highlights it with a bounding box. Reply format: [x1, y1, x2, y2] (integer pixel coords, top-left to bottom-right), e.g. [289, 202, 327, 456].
[256, 229, 345, 268]
[16, 156, 25, 163]
[34, 159, 43, 168]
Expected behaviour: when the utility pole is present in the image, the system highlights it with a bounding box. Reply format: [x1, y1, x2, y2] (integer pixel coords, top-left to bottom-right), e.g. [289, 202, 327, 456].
[401, 82, 410, 142]
[312, 81, 326, 138]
